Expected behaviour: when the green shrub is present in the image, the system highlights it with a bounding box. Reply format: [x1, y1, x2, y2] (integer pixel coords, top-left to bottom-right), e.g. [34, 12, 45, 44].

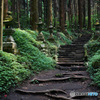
[13, 29, 55, 71]
[0, 28, 75, 93]
[0, 51, 31, 93]
[87, 39, 100, 87]
[0, 29, 56, 93]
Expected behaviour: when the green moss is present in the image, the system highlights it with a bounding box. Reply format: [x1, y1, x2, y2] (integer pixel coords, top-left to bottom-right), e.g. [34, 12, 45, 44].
[13, 29, 55, 71]
[0, 29, 56, 93]
[1, 28, 76, 93]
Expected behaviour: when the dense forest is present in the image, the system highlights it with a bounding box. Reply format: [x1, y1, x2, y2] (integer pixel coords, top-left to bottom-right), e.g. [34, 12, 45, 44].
[0, 0, 100, 100]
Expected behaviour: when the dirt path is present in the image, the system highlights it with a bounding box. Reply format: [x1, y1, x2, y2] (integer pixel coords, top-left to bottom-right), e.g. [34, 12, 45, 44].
[1, 34, 99, 100]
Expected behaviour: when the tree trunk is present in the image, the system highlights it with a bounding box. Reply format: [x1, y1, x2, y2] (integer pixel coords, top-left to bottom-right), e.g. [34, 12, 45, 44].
[59, 0, 65, 32]
[78, 0, 83, 30]
[74, 0, 78, 28]
[4, 0, 8, 20]
[83, 0, 86, 27]
[23, 0, 26, 12]
[30, 0, 39, 31]
[43, 0, 47, 25]
[88, 0, 91, 30]
[0, 0, 4, 50]
[68, 0, 72, 28]
[38, 0, 42, 18]
[47, 0, 52, 26]
[17, 0, 20, 28]
[97, 0, 100, 22]
[11, 0, 16, 16]
[53, 0, 58, 28]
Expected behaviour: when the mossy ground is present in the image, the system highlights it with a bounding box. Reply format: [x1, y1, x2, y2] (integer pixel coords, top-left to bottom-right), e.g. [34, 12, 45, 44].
[0, 28, 74, 94]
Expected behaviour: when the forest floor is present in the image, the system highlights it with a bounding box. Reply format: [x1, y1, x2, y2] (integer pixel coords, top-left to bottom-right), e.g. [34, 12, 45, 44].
[1, 33, 99, 100]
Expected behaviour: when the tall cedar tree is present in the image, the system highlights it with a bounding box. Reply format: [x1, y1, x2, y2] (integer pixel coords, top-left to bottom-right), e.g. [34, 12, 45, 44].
[43, 0, 47, 25]
[0, 0, 4, 50]
[17, 0, 20, 28]
[38, 0, 42, 18]
[11, 0, 16, 16]
[59, 0, 65, 32]
[97, 0, 100, 21]
[30, 0, 39, 31]
[53, 0, 58, 28]
[78, 0, 83, 30]
[88, 0, 91, 30]
[4, 0, 8, 19]
[68, 0, 72, 27]
[83, 0, 86, 27]
[74, 0, 78, 28]
[47, 0, 52, 26]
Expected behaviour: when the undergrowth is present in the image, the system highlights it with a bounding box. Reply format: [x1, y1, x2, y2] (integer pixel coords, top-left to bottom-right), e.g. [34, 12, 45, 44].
[86, 33, 100, 87]
[0, 28, 74, 94]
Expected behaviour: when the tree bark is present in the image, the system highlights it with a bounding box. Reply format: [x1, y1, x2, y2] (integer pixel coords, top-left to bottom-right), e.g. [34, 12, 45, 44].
[0, 0, 4, 50]
[74, 0, 78, 28]
[43, 0, 47, 25]
[59, 0, 65, 32]
[78, 0, 83, 30]
[97, 0, 100, 22]
[88, 0, 91, 30]
[53, 0, 58, 28]
[17, 0, 20, 28]
[3, 0, 8, 20]
[83, 0, 86, 27]
[30, 0, 39, 31]
[11, 0, 16, 16]
[38, 0, 42, 18]
[47, 0, 52, 26]
[68, 0, 72, 28]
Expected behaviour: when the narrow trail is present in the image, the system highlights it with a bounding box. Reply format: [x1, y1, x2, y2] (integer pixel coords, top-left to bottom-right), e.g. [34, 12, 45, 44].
[2, 34, 98, 100]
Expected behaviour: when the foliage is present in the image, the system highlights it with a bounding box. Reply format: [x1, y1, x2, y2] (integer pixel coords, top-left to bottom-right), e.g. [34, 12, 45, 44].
[1, 29, 56, 93]
[0, 51, 31, 93]
[13, 29, 55, 71]
[86, 33, 100, 87]
[1, 28, 76, 93]
[85, 36, 100, 57]
[42, 30, 72, 46]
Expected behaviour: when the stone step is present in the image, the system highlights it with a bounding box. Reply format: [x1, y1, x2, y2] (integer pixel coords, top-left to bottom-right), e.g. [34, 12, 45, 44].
[56, 65, 87, 71]
[59, 51, 84, 55]
[57, 61, 84, 65]
[59, 54, 84, 58]
[60, 44, 84, 48]
[59, 48, 84, 52]
[58, 56, 84, 58]
[58, 58, 83, 62]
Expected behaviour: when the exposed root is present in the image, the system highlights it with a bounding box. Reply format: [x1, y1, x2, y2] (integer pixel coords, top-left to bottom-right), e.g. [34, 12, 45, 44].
[45, 93, 79, 100]
[16, 89, 67, 95]
[30, 75, 89, 83]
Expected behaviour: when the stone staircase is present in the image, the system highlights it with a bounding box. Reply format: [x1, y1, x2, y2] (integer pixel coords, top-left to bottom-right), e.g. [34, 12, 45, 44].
[57, 34, 91, 66]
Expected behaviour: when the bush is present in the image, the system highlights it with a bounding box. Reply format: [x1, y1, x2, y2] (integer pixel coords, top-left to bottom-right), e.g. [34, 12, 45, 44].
[86, 34, 100, 87]
[0, 51, 31, 93]
[0, 29, 56, 93]
[13, 29, 55, 71]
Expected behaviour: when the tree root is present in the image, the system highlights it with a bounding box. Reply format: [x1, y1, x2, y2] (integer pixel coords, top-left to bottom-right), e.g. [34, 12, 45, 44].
[16, 89, 79, 100]
[45, 93, 78, 100]
[16, 89, 67, 95]
[30, 75, 89, 83]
